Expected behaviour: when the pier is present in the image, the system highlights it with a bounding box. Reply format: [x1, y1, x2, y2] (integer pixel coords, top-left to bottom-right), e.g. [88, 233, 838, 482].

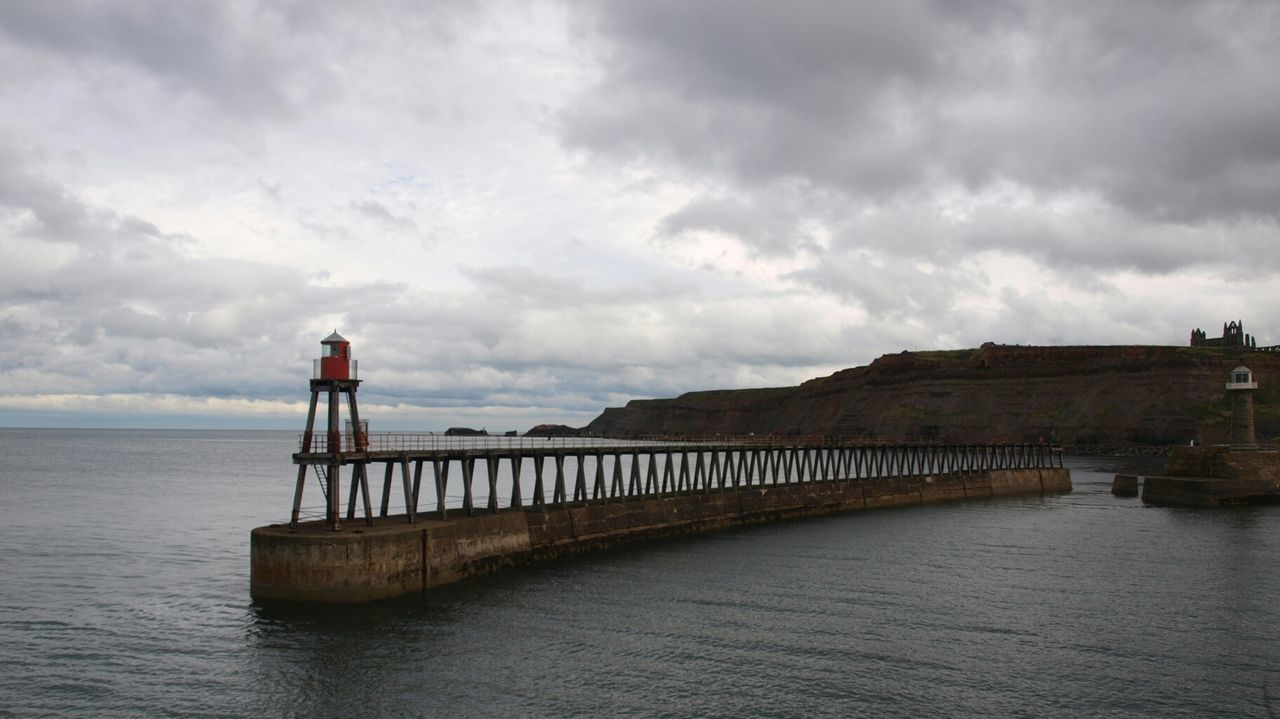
[254, 436, 1069, 602]
[250, 334, 1072, 603]
[290, 434, 1065, 528]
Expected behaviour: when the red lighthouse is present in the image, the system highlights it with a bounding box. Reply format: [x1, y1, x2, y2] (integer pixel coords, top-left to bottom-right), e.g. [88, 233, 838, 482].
[291, 330, 375, 530]
[318, 330, 355, 380]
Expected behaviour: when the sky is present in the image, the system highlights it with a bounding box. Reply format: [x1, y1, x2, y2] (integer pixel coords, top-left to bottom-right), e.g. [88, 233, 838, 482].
[1, 0, 1278, 430]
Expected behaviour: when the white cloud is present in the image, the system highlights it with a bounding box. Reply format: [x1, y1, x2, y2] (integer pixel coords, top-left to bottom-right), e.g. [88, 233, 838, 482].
[0, 0, 1277, 430]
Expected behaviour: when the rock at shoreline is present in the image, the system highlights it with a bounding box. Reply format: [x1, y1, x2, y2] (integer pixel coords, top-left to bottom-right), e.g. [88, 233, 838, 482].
[526, 424, 582, 437]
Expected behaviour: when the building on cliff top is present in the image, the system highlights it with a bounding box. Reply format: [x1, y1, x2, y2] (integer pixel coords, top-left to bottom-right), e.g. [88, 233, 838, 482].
[1191, 320, 1259, 349]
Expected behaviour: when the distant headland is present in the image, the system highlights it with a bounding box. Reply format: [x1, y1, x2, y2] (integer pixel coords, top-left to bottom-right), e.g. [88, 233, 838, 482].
[575, 327, 1278, 451]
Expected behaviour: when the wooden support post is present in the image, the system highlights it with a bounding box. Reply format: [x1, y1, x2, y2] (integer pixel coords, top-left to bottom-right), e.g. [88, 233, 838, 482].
[380, 461, 394, 517]
[573, 453, 587, 504]
[646, 453, 659, 496]
[356, 463, 374, 526]
[628, 452, 641, 497]
[510, 454, 523, 508]
[462, 456, 476, 516]
[695, 451, 707, 493]
[593, 455, 606, 501]
[412, 460, 424, 508]
[532, 454, 546, 507]
[433, 459, 449, 520]
[553, 454, 567, 507]
[611, 453, 625, 498]
[400, 455, 415, 523]
[487, 455, 500, 513]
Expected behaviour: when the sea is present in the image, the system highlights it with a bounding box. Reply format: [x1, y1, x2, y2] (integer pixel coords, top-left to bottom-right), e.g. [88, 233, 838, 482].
[1, 428, 1279, 718]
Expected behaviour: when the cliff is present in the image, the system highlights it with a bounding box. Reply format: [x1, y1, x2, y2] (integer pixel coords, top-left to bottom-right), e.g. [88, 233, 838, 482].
[584, 345, 1280, 446]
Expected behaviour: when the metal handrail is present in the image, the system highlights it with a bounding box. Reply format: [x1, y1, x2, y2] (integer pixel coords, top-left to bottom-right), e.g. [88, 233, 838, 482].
[296, 431, 1063, 454]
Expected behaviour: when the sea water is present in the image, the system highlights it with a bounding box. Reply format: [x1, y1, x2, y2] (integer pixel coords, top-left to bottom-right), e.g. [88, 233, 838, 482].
[1, 428, 1278, 717]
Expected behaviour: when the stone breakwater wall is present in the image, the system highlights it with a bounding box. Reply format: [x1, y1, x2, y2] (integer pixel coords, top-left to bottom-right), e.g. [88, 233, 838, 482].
[1140, 446, 1280, 507]
[251, 467, 1070, 603]
[1161, 446, 1280, 483]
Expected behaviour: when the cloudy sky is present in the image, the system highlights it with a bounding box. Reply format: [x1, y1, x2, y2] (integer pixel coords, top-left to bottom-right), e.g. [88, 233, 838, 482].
[1, 0, 1278, 430]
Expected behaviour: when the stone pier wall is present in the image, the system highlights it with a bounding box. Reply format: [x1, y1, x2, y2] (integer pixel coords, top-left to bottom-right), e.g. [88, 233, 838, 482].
[251, 467, 1070, 603]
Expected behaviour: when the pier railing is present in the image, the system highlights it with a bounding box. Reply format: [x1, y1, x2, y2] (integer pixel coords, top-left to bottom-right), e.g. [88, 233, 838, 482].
[297, 432, 1017, 454]
[289, 436, 1064, 528]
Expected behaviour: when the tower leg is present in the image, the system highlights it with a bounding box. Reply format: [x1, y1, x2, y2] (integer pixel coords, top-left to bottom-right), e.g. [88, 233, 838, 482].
[345, 387, 366, 451]
[359, 463, 374, 526]
[290, 464, 308, 528]
[327, 387, 340, 454]
[347, 467, 361, 520]
[301, 389, 320, 452]
[328, 460, 341, 530]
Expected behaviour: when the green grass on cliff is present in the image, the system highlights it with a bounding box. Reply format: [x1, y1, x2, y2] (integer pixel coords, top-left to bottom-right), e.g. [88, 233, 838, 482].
[915, 348, 983, 361]
[1257, 380, 1280, 428]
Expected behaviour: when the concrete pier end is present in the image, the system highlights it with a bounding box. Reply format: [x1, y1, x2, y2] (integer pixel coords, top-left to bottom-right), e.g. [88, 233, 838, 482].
[1111, 474, 1139, 497]
[1141, 445, 1280, 507]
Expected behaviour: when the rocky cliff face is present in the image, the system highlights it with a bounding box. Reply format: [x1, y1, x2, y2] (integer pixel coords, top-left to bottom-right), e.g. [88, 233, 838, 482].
[584, 346, 1280, 446]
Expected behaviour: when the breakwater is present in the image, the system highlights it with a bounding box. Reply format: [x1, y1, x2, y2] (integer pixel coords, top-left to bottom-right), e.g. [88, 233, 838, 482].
[252, 441, 1070, 602]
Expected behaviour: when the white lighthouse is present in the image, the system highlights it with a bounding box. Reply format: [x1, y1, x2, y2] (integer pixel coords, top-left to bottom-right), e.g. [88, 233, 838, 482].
[1226, 364, 1258, 448]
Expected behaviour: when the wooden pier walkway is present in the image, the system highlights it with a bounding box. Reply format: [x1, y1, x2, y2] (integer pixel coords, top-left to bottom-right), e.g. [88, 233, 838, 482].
[290, 434, 1063, 529]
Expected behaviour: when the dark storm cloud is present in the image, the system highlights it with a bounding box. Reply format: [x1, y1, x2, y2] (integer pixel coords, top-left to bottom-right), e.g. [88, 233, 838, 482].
[564, 0, 961, 193]
[562, 0, 1280, 272]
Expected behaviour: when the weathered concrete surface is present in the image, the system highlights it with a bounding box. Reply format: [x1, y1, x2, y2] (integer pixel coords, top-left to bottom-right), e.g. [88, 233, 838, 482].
[250, 527, 426, 603]
[1112, 474, 1139, 497]
[251, 467, 1071, 603]
[1141, 476, 1280, 507]
[1141, 446, 1280, 507]
[1162, 446, 1280, 483]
